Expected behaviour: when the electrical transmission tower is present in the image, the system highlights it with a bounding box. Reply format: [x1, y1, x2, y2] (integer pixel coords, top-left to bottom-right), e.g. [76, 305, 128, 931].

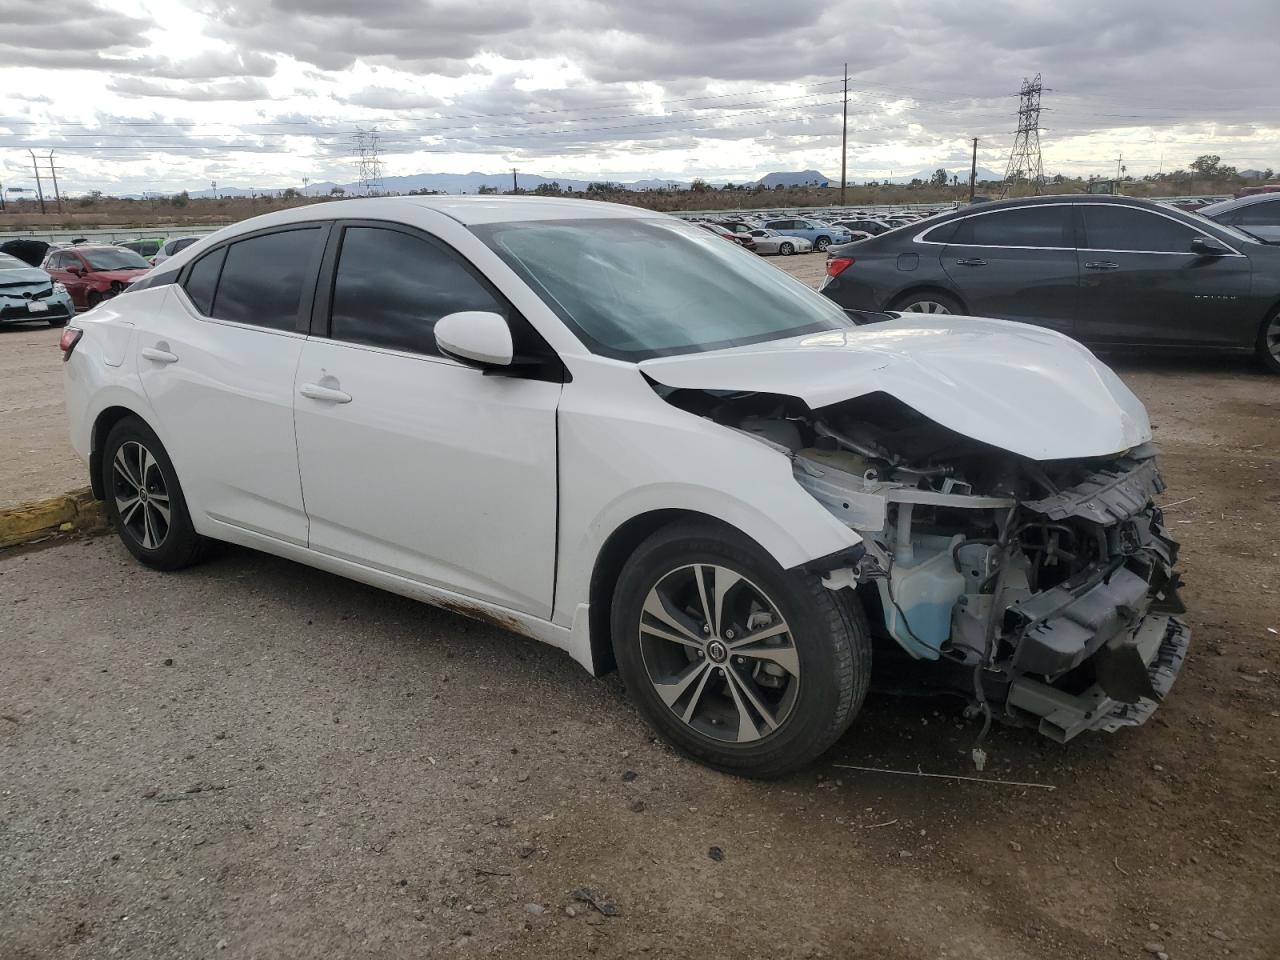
[1000, 74, 1045, 198]
[352, 128, 384, 195]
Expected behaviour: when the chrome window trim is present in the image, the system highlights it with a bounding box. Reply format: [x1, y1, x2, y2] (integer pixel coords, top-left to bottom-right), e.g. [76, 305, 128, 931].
[913, 200, 1245, 257]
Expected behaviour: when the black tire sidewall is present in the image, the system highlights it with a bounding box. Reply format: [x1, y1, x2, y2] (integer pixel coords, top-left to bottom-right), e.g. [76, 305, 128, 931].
[101, 416, 204, 570]
[610, 523, 868, 777]
[780, 242, 793, 256]
[815, 237, 830, 251]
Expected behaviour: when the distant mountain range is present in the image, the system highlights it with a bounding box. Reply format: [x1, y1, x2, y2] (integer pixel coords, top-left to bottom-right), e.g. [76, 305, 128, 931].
[165, 164, 1006, 200]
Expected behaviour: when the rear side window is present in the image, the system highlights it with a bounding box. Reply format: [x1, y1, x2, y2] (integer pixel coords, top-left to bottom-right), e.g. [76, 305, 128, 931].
[328, 226, 504, 356]
[183, 247, 225, 316]
[211, 228, 324, 331]
[920, 220, 960, 243]
[951, 206, 1072, 248]
[1080, 206, 1198, 253]
[1236, 201, 1279, 226]
[172, 237, 199, 253]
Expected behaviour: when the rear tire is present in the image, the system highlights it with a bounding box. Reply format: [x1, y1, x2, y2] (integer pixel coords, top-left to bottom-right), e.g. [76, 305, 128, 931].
[1257, 309, 1280, 375]
[779, 242, 794, 256]
[890, 290, 963, 315]
[610, 521, 871, 779]
[85, 291, 101, 310]
[101, 416, 209, 571]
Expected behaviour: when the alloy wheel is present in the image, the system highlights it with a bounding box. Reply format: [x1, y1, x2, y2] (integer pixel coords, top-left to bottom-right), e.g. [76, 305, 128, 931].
[111, 440, 171, 550]
[638, 564, 800, 744]
[904, 300, 951, 314]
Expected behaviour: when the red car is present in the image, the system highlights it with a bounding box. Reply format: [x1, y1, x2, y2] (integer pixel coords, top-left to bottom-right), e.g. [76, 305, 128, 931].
[43, 245, 151, 310]
[696, 221, 756, 251]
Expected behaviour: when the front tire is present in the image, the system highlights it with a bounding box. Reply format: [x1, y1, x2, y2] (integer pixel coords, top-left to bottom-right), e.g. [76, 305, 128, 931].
[85, 290, 101, 310]
[1257, 309, 1280, 375]
[814, 236, 831, 252]
[610, 521, 871, 778]
[101, 416, 209, 570]
[779, 242, 794, 256]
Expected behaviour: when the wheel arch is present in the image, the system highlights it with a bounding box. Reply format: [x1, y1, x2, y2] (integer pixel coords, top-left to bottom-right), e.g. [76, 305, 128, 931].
[585, 509, 771, 677]
[89, 405, 152, 499]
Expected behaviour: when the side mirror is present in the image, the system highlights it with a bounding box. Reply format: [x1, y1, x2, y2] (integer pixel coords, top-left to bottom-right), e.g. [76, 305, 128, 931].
[1190, 236, 1229, 256]
[434, 311, 513, 368]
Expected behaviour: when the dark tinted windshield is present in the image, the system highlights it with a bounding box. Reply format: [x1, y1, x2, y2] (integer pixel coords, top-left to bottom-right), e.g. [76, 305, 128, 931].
[472, 218, 852, 360]
[83, 248, 150, 271]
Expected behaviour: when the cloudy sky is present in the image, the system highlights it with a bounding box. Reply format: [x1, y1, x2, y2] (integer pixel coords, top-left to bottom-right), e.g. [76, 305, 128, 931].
[1, 0, 1277, 195]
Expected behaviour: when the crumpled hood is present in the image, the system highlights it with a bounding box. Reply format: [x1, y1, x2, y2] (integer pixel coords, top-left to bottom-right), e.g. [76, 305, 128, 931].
[639, 314, 1151, 461]
[0, 265, 54, 290]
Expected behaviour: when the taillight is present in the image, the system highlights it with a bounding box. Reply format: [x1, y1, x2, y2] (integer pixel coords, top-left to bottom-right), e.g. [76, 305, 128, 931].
[826, 256, 855, 278]
[59, 326, 83, 362]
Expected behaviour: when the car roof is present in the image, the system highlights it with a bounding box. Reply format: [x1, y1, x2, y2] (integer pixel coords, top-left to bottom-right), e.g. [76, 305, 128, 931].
[1199, 193, 1280, 216]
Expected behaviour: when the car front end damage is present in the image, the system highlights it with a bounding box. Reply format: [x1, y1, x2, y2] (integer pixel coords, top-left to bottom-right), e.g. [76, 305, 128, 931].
[693, 389, 1190, 745]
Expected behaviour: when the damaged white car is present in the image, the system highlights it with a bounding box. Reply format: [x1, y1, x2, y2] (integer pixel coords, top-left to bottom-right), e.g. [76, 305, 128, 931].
[62, 196, 1189, 778]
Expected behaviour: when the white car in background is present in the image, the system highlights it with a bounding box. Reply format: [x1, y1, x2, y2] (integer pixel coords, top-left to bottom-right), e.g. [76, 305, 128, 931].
[746, 228, 812, 256]
[60, 196, 1189, 777]
[152, 235, 204, 266]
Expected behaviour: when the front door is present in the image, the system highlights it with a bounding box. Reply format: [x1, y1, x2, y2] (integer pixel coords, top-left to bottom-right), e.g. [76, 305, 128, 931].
[1074, 204, 1252, 346]
[941, 203, 1079, 333]
[293, 223, 561, 618]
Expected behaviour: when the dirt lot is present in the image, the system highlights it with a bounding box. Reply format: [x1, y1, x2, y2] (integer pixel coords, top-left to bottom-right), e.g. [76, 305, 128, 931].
[2, 256, 1278, 959]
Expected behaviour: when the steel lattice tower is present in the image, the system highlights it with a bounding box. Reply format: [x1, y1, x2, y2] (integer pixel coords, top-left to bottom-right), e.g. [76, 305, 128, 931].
[352, 128, 384, 195]
[1000, 75, 1044, 198]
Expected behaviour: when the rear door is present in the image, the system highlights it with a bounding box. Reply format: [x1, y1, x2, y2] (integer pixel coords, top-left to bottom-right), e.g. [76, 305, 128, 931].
[1074, 204, 1252, 346]
[293, 221, 561, 617]
[940, 204, 1079, 333]
[136, 224, 327, 543]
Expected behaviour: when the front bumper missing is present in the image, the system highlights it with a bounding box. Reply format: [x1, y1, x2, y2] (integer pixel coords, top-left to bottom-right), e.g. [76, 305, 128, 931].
[1006, 613, 1190, 743]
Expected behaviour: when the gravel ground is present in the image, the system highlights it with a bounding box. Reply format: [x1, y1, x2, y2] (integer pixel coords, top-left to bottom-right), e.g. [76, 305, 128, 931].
[2, 255, 1278, 959]
[0, 323, 86, 509]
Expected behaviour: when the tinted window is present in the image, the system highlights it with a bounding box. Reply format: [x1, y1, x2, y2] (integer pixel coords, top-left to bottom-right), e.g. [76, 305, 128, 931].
[183, 247, 226, 316]
[83, 248, 149, 271]
[920, 220, 959, 243]
[329, 226, 503, 356]
[1236, 200, 1280, 226]
[1081, 206, 1197, 253]
[952, 206, 1071, 247]
[211, 228, 323, 331]
[171, 237, 200, 254]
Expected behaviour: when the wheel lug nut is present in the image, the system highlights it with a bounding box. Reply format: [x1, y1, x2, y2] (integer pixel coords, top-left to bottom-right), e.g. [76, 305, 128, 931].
[724, 629, 735, 640]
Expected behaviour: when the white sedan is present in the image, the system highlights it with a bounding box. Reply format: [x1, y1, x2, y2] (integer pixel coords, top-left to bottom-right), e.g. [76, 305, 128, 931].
[746, 228, 812, 256]
[61, 196, 1189, 777]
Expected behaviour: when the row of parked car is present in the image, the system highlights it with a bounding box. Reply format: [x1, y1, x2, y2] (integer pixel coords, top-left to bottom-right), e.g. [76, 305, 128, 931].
[818, 193, 1280, 373]
[692, 209, 946, 257]
[0, 235, 206, 324]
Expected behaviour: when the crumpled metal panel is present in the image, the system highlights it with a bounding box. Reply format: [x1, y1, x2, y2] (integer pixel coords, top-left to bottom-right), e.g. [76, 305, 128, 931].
[1024, 455, 1164, 524]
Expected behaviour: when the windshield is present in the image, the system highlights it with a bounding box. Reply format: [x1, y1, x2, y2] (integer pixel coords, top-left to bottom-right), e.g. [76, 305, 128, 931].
[473, 217, 853, 360]
[83, 248, 150, 271]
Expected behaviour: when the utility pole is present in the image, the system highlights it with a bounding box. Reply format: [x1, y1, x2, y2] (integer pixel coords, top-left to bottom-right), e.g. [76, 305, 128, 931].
[211, 180, 217, 199]
[840, 62, 849, 206]
[0, 183, 5, 212]
[28, 150, 46, 214]
[969, 137, 978, 200]
[1115, 153, 1123, 180]
[511, 168, 518, 193]
[302, 176, 310, 197]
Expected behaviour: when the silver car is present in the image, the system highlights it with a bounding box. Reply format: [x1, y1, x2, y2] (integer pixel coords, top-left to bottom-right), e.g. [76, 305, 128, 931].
[1198, 193, 1280, 244]
[747, 228, 812, 256]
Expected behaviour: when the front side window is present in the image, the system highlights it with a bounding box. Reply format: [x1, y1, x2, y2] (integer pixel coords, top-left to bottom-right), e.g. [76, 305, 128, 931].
[951, 206, 1071, 248]
[1080, 206, 1198, 253]
[472, 217, 852, 361]
[329, 226, 503, 356]
[211, 228, 324, 331]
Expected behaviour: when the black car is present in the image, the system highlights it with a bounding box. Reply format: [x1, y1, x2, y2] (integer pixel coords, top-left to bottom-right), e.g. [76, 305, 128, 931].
[821, 195, 1280, 373]
[1197, 193, 1280, 245]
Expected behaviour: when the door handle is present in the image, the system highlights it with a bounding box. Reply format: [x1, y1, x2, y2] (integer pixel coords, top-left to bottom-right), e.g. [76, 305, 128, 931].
[299, 382, 352, 404]
[1084, 260, 1120, 270]
[954, 258, 987, 266]
[141, 346, 178, 364]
